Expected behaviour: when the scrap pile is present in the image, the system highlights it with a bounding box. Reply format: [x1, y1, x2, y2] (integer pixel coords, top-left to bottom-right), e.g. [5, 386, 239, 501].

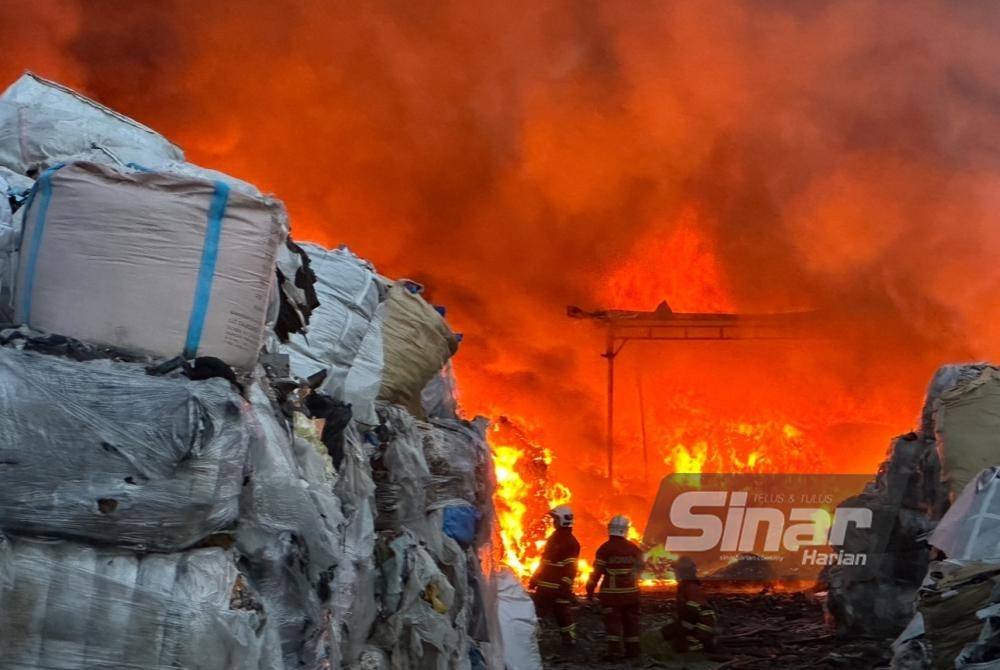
[823, 363, 1000, 669]
[0, 72, 525, 670]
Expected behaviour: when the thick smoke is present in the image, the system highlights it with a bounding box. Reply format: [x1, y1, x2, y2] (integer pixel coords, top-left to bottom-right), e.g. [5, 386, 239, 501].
[2, 0, 998, 540]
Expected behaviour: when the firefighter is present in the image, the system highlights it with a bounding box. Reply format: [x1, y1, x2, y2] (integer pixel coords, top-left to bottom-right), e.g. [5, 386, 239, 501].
[529, 505, 580, 646]
[660, 556, 718, 653]
[586, 514, 644, 660]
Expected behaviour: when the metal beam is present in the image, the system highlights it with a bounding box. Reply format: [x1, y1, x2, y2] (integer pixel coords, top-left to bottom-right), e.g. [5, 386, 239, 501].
[568, 305, 819, 482]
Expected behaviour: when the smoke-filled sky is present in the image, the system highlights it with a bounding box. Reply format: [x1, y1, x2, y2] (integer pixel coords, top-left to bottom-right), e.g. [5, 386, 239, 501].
[2, 1, 999, 532]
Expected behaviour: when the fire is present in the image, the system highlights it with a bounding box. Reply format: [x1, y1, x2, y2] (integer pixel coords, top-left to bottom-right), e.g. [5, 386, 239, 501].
[3, 1, 994, 603]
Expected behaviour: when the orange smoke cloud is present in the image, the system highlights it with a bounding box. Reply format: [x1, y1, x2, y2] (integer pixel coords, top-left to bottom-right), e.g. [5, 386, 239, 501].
[2, 0, 998, 564]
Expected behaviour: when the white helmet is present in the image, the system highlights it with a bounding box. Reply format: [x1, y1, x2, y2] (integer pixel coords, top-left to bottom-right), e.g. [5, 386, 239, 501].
[608, 515, 630, 537]
[549, 505, 574, 528]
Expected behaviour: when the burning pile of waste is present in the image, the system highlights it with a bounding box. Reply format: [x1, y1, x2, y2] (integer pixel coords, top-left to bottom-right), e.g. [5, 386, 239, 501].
[0, 72, 533, 670]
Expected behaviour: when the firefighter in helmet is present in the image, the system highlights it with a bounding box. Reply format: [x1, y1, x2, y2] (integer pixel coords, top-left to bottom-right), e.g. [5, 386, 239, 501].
[661, 556, 718, 653]
[529, 505, 580, 646]
[586, 514, 644, 660]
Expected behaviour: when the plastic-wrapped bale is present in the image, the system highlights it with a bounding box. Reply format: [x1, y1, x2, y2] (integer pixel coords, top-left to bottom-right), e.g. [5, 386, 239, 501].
[371, 531, 467, 670]
[331, 420, 379, 666]
[0, 346, 250, 551]
[280, 244, 383, 424]
[418, 417, 496, 549]
[371, 404, 434, 541]
[0, 72, 184, 175]
[823, 435, 935, 637]
[376, 283, 459, 417]
[0, 534, 282, 670]
[14, 161, 286, 370]
[935, 366, 1000, 499]
[236, 384, 345, 669]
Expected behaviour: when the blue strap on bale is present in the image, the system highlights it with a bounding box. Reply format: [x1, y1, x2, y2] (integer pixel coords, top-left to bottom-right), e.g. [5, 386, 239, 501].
[442, 504, 480, 547]
[183, 180, 230, 359]
[19, 164, 66, 324]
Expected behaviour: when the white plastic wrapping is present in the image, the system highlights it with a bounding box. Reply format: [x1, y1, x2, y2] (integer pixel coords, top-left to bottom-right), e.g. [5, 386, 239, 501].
[0, 346, 251, 551]
[14, 162, 287, 369]
[0, 534, 282, 670]
[0, 72, 184, 175]
[281, 244, 384, 423]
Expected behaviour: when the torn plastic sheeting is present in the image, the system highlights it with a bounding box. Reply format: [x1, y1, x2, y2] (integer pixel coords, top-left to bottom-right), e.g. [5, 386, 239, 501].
[0, 534, 281, 670]
[0, 72, 184, 175]
[14, 161, 287, 370]
[236, 384, 345, 668]
[0, 346, 250, 551]
[930, 467, 1000, 561]
[936, 367, 1000, 499]
[377, 283, 459, 418]
[495, 569, 543, 670]
[281, 244, 383, 424]
[371, 531, 465, 670]
[273, 240, 319, 343]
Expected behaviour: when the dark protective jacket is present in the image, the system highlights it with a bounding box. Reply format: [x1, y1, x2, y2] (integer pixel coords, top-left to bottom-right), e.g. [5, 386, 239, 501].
[586, 535, 644, 605]
[662, 578, 717, 652]
[531, 527, 580, 595]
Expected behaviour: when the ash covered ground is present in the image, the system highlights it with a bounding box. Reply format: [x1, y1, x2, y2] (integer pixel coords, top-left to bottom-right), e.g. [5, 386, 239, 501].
[537, 590, 894, 670]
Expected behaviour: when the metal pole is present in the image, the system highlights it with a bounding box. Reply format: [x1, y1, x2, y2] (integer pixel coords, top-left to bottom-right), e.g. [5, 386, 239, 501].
[605, 328, 615, 482]
[637, 372, 648, 485]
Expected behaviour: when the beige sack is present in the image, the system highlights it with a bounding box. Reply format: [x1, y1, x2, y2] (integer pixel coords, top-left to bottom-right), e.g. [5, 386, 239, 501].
[378, 283, 458, 416]
[936, 367, 1000, 499]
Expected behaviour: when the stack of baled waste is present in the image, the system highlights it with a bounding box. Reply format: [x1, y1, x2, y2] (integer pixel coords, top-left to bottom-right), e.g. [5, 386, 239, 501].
[819, 360, 1000, 669]
[279, 240, 537, 669]
[0, 71, 525, 670]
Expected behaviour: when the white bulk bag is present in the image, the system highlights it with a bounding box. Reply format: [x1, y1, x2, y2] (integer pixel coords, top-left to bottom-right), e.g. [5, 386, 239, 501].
[14, 162, 286, 369]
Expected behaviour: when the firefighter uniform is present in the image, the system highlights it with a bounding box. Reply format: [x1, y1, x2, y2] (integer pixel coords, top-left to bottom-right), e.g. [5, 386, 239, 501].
[661, 578, 717, 653]
[586, 535, 644, 658]
[530, 525, 580, 644]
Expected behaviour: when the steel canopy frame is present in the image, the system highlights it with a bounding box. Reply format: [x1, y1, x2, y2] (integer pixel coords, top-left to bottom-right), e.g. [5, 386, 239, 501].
[568, 305, 818, 482]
